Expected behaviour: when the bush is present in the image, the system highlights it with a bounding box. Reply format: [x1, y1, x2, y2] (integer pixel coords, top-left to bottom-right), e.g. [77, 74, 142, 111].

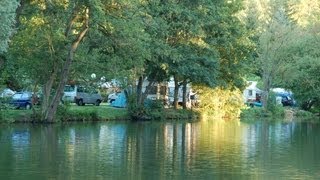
[194, 86, 245, 120]
[241, 107, 263, 119]
[145, 99, 164, 109]
[295, 110, 315, 117]
[127, 93, 169, 121]
[265, 92, 285, 117]
[57, 104, 99, 122]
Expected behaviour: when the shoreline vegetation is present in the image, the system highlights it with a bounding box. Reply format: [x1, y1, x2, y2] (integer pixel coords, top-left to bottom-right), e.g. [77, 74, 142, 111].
[240, 106, 319, 122]
[0, 103, 318, 124]
[0, 103, 200, 124]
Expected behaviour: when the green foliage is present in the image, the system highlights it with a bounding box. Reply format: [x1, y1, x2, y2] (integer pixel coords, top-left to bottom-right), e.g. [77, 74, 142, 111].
[57, 104, 99, 122]
[295, 110, 316, 118]
[83, 0, 151, 83]
[146, 99, 165, 110]
[0, 97, 12, 122]
[241, 91, 285, 120]
[195, 85, 245, 120]
[0, 104, 130, 123]
[240, 0, 320, 112]
[0, 0, 19, 53]
[126, 93, 151, 120]
[1, 0, 260, 122]
[289, 0, 320, 27]
[0, 110, 16, 123]
[0, 97, 12, 109]
[240, 107, 264, 120]
[275, 32, 320, 111]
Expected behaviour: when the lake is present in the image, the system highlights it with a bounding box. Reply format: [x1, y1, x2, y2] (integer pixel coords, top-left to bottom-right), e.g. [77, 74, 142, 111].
[1, 119, 319, 179]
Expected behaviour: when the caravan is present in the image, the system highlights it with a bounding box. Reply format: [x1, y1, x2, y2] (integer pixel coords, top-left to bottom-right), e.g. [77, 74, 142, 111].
[243, 81, 262, 107]
[243, 81, 262, 104]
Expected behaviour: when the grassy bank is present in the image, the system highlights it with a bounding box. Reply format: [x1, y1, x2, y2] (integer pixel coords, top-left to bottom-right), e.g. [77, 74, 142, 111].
[0, 104, 129, 123]
[0, 103, 198, 123]
[240, 106, 318, 122]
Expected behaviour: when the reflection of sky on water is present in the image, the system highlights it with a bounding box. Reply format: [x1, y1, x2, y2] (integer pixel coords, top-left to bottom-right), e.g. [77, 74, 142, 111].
[11, 130, 30, 160]
[99, 124, 126, 148]
[98, 124, 127, 167]
[11, 131, 30, 147]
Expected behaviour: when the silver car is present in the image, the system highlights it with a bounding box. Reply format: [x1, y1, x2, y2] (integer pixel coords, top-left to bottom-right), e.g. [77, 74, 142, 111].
[63, 85, 102, 106]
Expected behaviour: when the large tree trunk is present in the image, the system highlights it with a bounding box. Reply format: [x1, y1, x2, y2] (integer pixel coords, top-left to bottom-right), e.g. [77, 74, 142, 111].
[173, 75, 179, 109]
[45, 8, 89, 122]
[41, 70, 56, 120]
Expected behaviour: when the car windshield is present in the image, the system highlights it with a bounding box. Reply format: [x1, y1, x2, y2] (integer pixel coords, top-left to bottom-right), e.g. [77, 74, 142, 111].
[12, 93, 22, 100]
[64, 85, 75, 92]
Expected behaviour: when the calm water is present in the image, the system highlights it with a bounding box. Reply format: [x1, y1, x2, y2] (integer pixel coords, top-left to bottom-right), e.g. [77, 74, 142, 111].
[1, 119, 320, 179]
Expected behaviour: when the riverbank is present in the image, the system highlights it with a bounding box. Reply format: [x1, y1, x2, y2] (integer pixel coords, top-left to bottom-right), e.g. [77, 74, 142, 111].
[0, 103, 199, 123]
[240, 106, 318, 121]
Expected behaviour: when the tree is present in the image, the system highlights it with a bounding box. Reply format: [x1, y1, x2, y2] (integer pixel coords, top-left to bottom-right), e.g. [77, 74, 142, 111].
[0, 0, 19, 53]
[288, 0, 320, 27]
[5, 0, 254, 121]
[241, 0, 297, 110]
[7, 0, 95, 122]
[275, 28, 320, 111]
[142, 0, 251, 110]
[0, 0, 19, 87]
[242, 0, 320, 112]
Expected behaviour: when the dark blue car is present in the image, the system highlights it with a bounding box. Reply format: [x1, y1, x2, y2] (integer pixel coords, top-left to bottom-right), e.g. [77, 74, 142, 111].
[277, 93, 295, 106]
[10, 92, 33, 109]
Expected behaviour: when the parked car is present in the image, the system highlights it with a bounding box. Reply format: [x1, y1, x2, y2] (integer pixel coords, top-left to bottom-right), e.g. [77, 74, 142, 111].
[0, 88, 15, 98]
[280, 94, 295, 106]
[9, 92, 34, 109]
[63, 85, 102, 106]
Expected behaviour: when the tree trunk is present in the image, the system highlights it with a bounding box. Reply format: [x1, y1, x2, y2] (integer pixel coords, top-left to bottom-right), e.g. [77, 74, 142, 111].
[182, 80, 188, 109]
[136, 76, 144, 105]
[45, 49, 73, 122]
[173, 75, 179, 109]
[262, 71, 272, 111]
[45, 8, 89, 122]
[141, 79, 155, 105]
[41, 70, 56, 121]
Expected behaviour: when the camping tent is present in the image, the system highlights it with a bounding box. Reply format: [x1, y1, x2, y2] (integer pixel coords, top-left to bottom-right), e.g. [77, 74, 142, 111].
[111, 91, 127, 108]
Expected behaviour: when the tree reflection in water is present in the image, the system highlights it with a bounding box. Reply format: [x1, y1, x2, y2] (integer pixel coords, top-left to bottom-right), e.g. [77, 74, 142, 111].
[0, 120, 320, 179]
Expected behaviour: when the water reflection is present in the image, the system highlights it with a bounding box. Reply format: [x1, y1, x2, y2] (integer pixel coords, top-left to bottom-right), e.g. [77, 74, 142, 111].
[0, 120, 320, 179]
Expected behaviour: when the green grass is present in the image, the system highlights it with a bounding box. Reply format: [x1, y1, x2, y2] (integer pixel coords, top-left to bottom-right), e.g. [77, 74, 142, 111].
[0, 103, 129, 123]
[68, 103, 129, 120]
[0, 109, 33, 123]
[0, 103, 198, 123]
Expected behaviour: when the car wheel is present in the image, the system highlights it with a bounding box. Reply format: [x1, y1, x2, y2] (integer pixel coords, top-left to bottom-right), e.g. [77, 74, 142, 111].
[110, 99, 115, 104]
[95, 100, 101, 106]
[78, 99, 84, 106]
[26, 104, 31, 110]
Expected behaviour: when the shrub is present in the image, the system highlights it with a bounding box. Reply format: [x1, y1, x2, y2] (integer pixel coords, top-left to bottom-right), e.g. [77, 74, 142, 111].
[194, 86, 245, 120]
[57, 104, 99, 122]
[295, 110, 315, 117]
[264, 92, 285, 117]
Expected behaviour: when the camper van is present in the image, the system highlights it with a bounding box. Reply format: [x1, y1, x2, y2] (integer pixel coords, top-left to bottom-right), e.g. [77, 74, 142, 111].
[63, 85, 102, 106]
